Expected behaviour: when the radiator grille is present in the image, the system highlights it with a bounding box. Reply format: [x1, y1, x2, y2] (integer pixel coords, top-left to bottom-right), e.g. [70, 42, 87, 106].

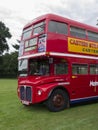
[20, 86, 32, 102]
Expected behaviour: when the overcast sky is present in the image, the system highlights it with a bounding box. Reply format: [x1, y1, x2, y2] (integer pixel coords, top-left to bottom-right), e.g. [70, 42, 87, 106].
[0, 0, 98, 52]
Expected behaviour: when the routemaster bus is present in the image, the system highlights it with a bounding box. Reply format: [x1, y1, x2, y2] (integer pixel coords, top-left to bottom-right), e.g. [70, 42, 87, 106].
[17, 14, 98, 112]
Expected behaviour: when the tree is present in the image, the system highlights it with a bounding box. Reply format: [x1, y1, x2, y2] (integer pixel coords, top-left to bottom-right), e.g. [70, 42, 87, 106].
[0, 56, 3, 77]
[2, 51, 18, 78]
[0, 21, 12, 55]
[12, 44, 19, 51]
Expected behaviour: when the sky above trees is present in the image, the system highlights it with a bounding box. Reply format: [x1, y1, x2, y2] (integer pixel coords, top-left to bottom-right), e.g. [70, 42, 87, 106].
[0, 0, 98, 52]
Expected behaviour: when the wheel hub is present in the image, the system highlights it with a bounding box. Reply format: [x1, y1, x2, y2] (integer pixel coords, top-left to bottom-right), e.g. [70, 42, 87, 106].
[53, 94, 64, 108]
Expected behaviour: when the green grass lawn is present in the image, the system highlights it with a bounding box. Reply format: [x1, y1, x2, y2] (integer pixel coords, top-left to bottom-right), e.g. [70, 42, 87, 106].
[0, 79, 98, 130]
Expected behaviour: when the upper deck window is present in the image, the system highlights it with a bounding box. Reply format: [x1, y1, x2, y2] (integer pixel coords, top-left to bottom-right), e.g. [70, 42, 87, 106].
[22, 26, 32, 40]
[70, 26, 86, 39]
[48, 21, 68, 35]
[88, 31, 98, 42]
[33, 21, 45, 35]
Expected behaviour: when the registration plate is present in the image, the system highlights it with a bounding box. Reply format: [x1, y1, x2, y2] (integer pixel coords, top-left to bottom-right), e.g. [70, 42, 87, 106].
[22, 101, 29, 105]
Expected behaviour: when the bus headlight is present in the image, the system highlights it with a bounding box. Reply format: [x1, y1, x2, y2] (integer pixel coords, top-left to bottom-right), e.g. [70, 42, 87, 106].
[38, 90, 42, 96]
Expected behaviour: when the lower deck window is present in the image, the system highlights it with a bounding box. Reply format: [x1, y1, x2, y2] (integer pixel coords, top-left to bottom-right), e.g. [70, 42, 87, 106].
[55, 63, 68, 75]
[72, 64, 88, 75]
[90, 64, 98, 75]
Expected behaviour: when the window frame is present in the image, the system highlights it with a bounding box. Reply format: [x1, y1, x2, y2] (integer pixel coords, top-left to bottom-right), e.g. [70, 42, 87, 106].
[87, 30, 98, 42]
[70, 26, 86, 39]
[48, 20, 68, 35]
[22, 26, 33, 40]
[90, 64, 98, 75]
[54, 62, 68, 75]
[33, 21, 45, 36]
[72, 63, 88, 75]
[29, 58, 50, 76]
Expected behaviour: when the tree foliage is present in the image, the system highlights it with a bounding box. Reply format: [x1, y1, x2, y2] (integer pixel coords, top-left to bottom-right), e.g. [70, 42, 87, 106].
[0, 21, 18, 78]
[2, 52, 18, 78]
[12, 44, 19, 51]
[0, 21, 12, 55]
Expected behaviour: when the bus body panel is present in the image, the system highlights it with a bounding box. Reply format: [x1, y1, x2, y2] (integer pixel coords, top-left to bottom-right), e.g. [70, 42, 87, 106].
[18, 13, 98, 111]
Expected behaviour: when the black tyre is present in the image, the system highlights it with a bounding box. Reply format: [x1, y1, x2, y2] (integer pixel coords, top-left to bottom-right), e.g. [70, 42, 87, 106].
[46, 89, 70, 112]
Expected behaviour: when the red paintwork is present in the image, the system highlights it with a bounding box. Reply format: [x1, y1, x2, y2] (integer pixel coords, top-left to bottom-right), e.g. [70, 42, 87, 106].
[18, 14, 98, 105]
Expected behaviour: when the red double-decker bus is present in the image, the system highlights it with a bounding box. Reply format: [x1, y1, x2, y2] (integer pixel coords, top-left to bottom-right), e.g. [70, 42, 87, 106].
[17, 14, 98, 112]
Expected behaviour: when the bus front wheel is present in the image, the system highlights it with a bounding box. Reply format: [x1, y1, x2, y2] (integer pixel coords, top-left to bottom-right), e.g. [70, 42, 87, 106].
[46, 89, 69, 112]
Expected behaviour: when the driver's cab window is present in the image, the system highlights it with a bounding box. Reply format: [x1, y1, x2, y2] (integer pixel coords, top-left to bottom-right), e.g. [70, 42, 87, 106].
[29, 59, 49, 76]
[55, 62, 68, 75]
[39, 63, 49, 75]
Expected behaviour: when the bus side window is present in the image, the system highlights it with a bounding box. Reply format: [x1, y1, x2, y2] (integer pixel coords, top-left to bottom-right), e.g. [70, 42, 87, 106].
[55, 63, 68, 75]
[70, 26, 86, 39]
[72, 64, 88, 75]
[90, 64, 98, 75]
[87, 31, 98, 42]
[48, 21, 68, 35]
